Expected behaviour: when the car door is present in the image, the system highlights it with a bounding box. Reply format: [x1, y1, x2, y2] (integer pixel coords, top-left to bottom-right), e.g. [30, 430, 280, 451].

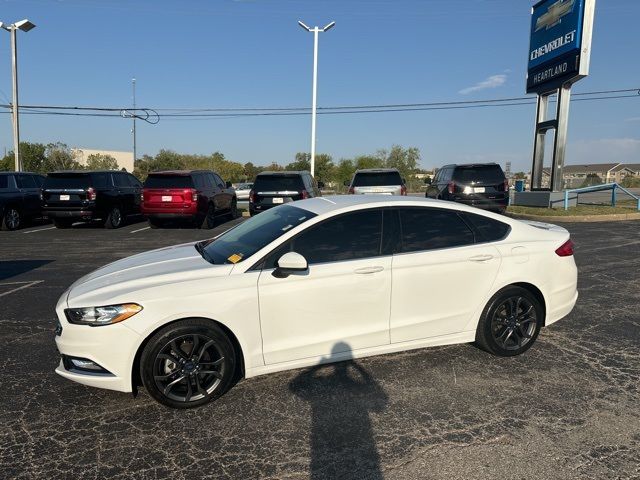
[390, 207, 501, 343]
[126, 173, 142, 213]
[16, 174, 40, 216]
[257, 208, 392, 365]
[111, 172, 131, 213]
[212, 173, 230, 211]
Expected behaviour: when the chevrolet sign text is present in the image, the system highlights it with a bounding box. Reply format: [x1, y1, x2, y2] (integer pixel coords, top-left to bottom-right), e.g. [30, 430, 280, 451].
[530, 30, 577, 61]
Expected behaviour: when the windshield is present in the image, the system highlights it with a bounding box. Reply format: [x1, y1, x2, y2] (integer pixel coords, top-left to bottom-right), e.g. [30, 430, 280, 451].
[199, 205, 316, 264]
[353, 171, 402, 187]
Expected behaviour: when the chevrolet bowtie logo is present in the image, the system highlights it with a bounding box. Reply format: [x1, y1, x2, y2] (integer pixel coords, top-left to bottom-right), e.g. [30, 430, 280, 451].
[535, 0, 576, 32]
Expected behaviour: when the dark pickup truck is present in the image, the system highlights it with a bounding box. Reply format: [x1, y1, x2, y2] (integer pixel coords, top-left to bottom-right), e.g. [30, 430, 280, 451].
[0, 172, 46, 230]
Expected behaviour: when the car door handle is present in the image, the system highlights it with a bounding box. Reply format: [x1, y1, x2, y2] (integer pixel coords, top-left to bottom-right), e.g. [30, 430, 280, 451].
[468, 254, 494, 262]
[354, 266, 384, 274]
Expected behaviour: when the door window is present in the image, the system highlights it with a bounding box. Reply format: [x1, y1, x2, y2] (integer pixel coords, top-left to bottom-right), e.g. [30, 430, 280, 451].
[16, 175, 37, 188]
[113, 173, 128, 188]
[398, 207, 474, 253]
[0, 176, 9, 189]
[126, 174, 142, 188]
[264, 209, 384, 268]
[91, 173, 111, 188]
[193, 174, 207, 189]
[213, 174, 225, 188]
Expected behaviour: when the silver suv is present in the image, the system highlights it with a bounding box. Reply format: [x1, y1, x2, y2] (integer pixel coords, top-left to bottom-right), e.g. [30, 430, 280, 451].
[347, 168, 406, 196]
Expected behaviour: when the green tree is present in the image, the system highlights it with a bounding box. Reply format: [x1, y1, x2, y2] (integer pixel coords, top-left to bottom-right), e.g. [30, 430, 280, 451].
[354, 155, 384, 170]
[513, 172, 527, 179]
[243, 162, 262, 182]
[621, 176, 640, 188]
[0, 142, 48, 172]
[333, 158, 356, 190]
[286, 153, 311, 171]
[580, 173, 603, 188]
[313, 154, 335, 185]
[86, 153, 119, 170]
[45, 143, 82, 171]
[378, 145, 420, 180]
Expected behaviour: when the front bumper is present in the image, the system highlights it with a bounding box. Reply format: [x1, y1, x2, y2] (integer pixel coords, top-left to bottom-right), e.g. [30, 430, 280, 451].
[54, 309, 142, 393]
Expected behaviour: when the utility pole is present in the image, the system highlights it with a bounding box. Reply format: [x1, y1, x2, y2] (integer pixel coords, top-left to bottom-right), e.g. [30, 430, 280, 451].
[0, 19, 36, 172]
[298, 20, 335, 178]
[132, 77, 137, 163]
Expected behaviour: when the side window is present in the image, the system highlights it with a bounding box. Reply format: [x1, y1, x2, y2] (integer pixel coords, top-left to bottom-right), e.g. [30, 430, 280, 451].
[213, 174, 225, 188]
[92, 173, 109, 188]
[461, 212, 511, 243]
[35, 175, 45, 187]
[264, 209, 384, 268]
[127, 174, 141, 188]
[398, 207, 474, 253]
[207, 173, 216, 188]
[193, 174, 205, 189]
[0, 176, 8, 189]
[114, 173, 129, 188]
[17, 175, 37, 188]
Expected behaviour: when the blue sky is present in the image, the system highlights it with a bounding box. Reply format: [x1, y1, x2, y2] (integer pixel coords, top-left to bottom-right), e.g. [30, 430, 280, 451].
[0, 0, 638, 171]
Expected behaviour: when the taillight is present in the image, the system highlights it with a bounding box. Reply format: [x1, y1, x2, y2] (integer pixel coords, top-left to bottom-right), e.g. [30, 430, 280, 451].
[249, 190, 256, 203]
[87, 187, 97, 201]
[400, 185, 407, 196]
[191, 189, 198, 202]
[301, 190, 309, 199]
[555, 239, 574, 257]
[504, 179, 509, 191]
[140, 192, 144, 202]
[348, 187, 354, 194]
[447, 181, 455, 194]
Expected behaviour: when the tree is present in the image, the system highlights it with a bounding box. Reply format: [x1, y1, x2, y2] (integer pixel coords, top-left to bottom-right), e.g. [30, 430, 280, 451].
[621, 176, 640, 188]
[286, 153, 311, 171]
[513, 172, 527, 179]
[45, 143, 82, 171]
[580, 173, 603, 188]
[354, 155, 384, 170]
[333, 158, 356, 189]
[86, 153, 119, 170]
[377, 145, 420, 180]
[243, 162, 262, 182]
[0, 142, 48, 172]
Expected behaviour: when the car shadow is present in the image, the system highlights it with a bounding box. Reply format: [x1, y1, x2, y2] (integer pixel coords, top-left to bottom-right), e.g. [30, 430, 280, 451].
[289, 342, 388, 480]
[0, 260, 53, 281]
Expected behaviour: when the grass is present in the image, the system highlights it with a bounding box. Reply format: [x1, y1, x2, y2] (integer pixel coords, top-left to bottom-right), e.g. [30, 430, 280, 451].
[507, 204, 640, 216]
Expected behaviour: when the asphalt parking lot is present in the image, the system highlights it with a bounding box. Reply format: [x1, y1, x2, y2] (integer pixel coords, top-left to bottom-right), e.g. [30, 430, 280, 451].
[1, 218, 639, 480]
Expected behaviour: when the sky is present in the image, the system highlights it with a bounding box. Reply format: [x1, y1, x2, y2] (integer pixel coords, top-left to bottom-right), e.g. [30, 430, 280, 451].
[0, 0, 638, 171]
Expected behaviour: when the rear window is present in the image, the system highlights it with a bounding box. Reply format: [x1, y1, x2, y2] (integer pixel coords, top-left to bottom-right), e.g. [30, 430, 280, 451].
[0, 176, 9, 189]
[254, 175, 304, 192]
[43, 174, 91, 189]
[144, 174, 194, 189]
[453, 165, 505, 184]
[352, 171, 403, 187]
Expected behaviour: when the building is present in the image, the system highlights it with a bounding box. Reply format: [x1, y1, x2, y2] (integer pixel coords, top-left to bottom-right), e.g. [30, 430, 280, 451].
[536, 162, 639, 189]
[74, 148, 134, 172]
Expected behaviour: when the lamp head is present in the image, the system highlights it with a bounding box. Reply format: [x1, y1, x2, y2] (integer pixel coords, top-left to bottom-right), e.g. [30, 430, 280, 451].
[323, 21, 336, 32]
[298, 20, 311, 31]
[15, 19, 36, 32]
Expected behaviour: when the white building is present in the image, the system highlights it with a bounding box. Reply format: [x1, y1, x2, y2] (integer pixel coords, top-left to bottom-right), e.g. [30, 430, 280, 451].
[74, 148, 134, 172]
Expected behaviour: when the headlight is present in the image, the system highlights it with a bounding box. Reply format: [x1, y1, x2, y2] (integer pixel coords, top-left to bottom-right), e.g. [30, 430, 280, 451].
[64, 303, 143, 326]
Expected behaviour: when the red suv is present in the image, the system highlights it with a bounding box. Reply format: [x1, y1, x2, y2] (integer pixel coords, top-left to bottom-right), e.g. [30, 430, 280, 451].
[141, 170, 238, 228]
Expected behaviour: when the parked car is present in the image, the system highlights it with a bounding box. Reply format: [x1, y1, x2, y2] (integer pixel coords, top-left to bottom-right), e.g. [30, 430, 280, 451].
[54, 196, 577, 408]
[42, 170, 142, 229]
[249, 171, 321, 216]
[346, 168, 407, 196]
[426, 163, 509, 213]
[234, 182, 253, 201]
[141, 170, 238, 228]
[0, 172, 46, 231]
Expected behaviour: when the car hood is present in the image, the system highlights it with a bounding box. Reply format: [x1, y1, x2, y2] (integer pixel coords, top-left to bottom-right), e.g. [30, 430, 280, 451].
[66, 242, 230, 306]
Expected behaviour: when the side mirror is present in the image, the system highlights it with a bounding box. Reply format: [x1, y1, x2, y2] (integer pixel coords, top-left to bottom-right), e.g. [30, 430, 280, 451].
[317, 181, 325, 189]
[273, 252, 308, 278]
[226, 181, 232, 188]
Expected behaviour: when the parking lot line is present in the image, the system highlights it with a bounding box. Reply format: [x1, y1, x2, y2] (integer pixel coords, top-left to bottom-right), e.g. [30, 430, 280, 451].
[130, 226, 151, 234]
[22, 226, 56, 234]
[0, 280, 44, 298]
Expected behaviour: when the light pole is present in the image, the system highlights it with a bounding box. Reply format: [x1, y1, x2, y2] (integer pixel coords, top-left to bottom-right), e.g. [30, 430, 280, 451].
[0, 19, 36, 172]
[298, 20, 335, 178]
[132, 77, 137, 163]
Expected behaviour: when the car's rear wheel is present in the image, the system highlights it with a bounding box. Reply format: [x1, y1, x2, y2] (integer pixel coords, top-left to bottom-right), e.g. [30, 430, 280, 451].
[201, 204, 216, 229]
[475, 286, 543, 357]
[1, 207, 21, 231]
[53, 218, 74, 229]
[105, 206, 124, 229]
[140, 319, 236, 409]
[229, 198, 239, 219]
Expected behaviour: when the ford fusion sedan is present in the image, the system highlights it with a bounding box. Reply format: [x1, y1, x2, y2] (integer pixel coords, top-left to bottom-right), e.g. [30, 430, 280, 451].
[54, 196, 578, 409]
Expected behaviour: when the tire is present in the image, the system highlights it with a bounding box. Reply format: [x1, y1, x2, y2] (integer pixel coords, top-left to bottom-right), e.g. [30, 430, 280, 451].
[140, 318, 237, 409]
[104, 206, 124, 229]
[228, 198, 239, 220]
[53, 218, 74, 229]
[148, 218, 163, 229]
[201, 204, 216, 229]
[1, 207, 21, 231]
[475, 286, 543, 357]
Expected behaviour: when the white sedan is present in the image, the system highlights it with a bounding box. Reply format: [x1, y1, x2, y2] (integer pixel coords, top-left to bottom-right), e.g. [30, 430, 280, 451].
[54, 196, 578, 408]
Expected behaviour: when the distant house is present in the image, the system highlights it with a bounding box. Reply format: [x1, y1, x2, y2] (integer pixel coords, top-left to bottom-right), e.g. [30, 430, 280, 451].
[74, 148, 134, 172]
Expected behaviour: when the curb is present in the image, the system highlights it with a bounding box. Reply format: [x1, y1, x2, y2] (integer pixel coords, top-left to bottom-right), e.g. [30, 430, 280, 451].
[505, 212, 640, 223]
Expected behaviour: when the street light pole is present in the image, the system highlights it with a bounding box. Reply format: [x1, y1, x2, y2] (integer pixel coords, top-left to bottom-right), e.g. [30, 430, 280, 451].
[132, 77, 137, 164]
[298, 20, 335, 178]
[0, 19, 36, 172]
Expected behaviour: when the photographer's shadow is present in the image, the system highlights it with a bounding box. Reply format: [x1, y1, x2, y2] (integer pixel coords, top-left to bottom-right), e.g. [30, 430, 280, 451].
[289, 342, 388, 480]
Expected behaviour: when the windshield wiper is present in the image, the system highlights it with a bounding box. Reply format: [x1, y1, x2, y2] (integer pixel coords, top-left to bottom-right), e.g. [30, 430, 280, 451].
[194, 241, 214, 264]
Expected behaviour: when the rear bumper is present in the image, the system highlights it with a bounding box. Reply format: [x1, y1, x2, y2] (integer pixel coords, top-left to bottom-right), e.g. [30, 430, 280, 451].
[142, 204, 198, 217]
[44, 209, 97, 219]
[145, 212, 198, 220]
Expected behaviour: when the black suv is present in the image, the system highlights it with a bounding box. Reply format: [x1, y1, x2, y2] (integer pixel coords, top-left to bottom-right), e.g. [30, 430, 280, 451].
[42, 170, 143, 228]
[249, 171, 321, 216]
[426, 163, 508, 212]
[0, 172, 46, 230]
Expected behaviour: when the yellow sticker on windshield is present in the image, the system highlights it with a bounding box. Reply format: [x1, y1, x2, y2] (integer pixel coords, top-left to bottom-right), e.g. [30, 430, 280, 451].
[227, 253, 243, 264]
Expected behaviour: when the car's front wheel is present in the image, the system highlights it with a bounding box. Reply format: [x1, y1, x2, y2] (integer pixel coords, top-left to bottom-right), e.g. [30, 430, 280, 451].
[140, 319, 236, 409]
[475, 286, 543, 357]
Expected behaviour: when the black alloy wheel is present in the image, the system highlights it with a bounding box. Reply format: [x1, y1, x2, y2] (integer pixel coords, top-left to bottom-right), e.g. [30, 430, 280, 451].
[140, 319, 236, 408]
[475, 286, 543, 357]
[105, 206, 124, 229]
[1, 207, 21, 231]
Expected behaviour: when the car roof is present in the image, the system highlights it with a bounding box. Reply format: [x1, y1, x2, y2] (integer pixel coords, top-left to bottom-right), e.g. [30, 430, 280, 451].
[354, 168, 400, 173]
[441, 163, 500, 169]
[256, 171, 308, 176]
[148, 170, 210, 176]
[50, 170, 123, 174]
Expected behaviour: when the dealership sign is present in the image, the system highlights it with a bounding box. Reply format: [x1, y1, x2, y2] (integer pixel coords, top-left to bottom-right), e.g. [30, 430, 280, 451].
[527, 0, 595, 94]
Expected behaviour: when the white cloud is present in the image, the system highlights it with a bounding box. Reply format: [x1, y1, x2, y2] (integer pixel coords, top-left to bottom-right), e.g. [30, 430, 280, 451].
[459, 74, 507, 95]
[625, 117, 640, 122]
[568, 138, 640, 164]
